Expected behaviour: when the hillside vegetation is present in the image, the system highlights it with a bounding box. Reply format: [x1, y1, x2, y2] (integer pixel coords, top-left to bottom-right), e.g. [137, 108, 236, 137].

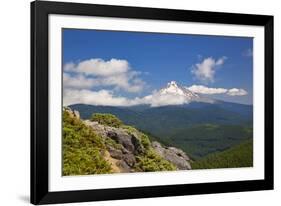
[191, 139, 253, 169]
[63, 109, 188, 176]
[91, 113, 123, 128]
[166, 124, 253, 159]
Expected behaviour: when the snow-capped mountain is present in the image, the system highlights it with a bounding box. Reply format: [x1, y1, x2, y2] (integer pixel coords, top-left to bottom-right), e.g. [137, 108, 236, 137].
[158, 81, 215, 104]
[159, 81, 199, 100]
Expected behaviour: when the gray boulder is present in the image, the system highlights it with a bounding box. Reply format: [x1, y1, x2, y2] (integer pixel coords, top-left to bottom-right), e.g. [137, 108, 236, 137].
[85, 119, 145, 155]
[84, 120, 107, 137]
[107, 130, 135, 152]
[117, 160, 133, 173]
[107, 146, 123, 160]
[123, 153, 136, 167]
[168, 147, 190, 161]
[152, 141, 191, 170]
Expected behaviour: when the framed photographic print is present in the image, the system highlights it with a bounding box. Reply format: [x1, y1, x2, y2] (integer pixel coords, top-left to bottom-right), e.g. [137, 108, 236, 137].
[31, 0, 274, 204]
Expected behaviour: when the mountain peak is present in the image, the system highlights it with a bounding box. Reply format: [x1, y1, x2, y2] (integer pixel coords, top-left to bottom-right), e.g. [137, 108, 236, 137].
[167, 81, 178, 87]
[160, 81, 199, 100]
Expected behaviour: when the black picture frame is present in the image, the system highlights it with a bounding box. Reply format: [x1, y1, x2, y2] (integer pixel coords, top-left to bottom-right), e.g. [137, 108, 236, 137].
[31, 0, 274, 204]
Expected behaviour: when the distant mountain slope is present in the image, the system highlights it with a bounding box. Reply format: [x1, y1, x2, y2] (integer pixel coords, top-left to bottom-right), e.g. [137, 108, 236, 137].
[164, 124, 252, 158]
[70, 101, 252, 126]
[191, 139, 253, 169]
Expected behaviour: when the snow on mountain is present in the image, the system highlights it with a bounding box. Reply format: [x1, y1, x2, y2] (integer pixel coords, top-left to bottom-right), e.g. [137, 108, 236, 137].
[159, 81, 199, 100]
[154, 81, 215, 105]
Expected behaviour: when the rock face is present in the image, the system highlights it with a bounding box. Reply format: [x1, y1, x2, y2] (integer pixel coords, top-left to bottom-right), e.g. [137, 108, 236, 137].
[152, 141, 192, 170]
[107, 130, 135, 152]
[84, 120, 142, 171]
[84, 120, 144, 153]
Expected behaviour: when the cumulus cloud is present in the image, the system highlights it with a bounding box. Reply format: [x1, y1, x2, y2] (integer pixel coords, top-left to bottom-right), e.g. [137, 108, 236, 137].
[187, 85, 227, 94]
[63, 62, 76, 71]
[191, 56, 227, 84]
[226, 88, 248, 96]
[63, 89, 189, 107]
[63, 58, 146, 93]
[63, 73, 96, 89]
[187, 84, 248, 96]
[71, 58, 130, 76]
[63, 89, 133, 106]
[138, 92, 189, 107]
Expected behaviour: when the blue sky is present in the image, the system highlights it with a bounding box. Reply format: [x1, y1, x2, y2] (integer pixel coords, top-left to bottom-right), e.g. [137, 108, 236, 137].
[63, 29, 253, 106]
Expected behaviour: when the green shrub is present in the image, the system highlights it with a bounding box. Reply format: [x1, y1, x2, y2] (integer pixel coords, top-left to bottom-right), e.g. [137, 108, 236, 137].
[63, 146, 112, 175]
[139, 134, 151, 149]
[63, 110, 112, 175]
[135, 149, 177, 172]
[91, 113, 123, 128]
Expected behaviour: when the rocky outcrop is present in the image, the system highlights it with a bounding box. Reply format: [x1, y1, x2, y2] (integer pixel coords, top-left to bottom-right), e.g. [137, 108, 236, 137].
[107, 130, 135, 152]
[84, 120, 145, 155]
[66, 108, 192, 172]
[64, 106, 80, 119]
[84, 120, 142, 171]
[152, 141, 192, 170]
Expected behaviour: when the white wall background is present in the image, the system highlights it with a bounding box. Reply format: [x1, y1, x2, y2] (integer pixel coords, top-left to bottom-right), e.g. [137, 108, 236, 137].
[0, 0, 279, 205]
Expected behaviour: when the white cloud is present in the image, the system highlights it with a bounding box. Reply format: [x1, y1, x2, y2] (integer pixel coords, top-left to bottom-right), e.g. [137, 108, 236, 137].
[94, 71, 145, 93]
[75, 58, 129, 76]
[227, 88, 248, 96]
[191, 56, 227, 83]
[187, 84, 248, 96]
[187, 85, 227, 94]
[63, 73, 96, 89]
[63, 89, 134, 106]
[63, 58, 145, 93]
[137, 92, 189, 107]
[63, 89, 189, 107]
[63, 62, 76, 71]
